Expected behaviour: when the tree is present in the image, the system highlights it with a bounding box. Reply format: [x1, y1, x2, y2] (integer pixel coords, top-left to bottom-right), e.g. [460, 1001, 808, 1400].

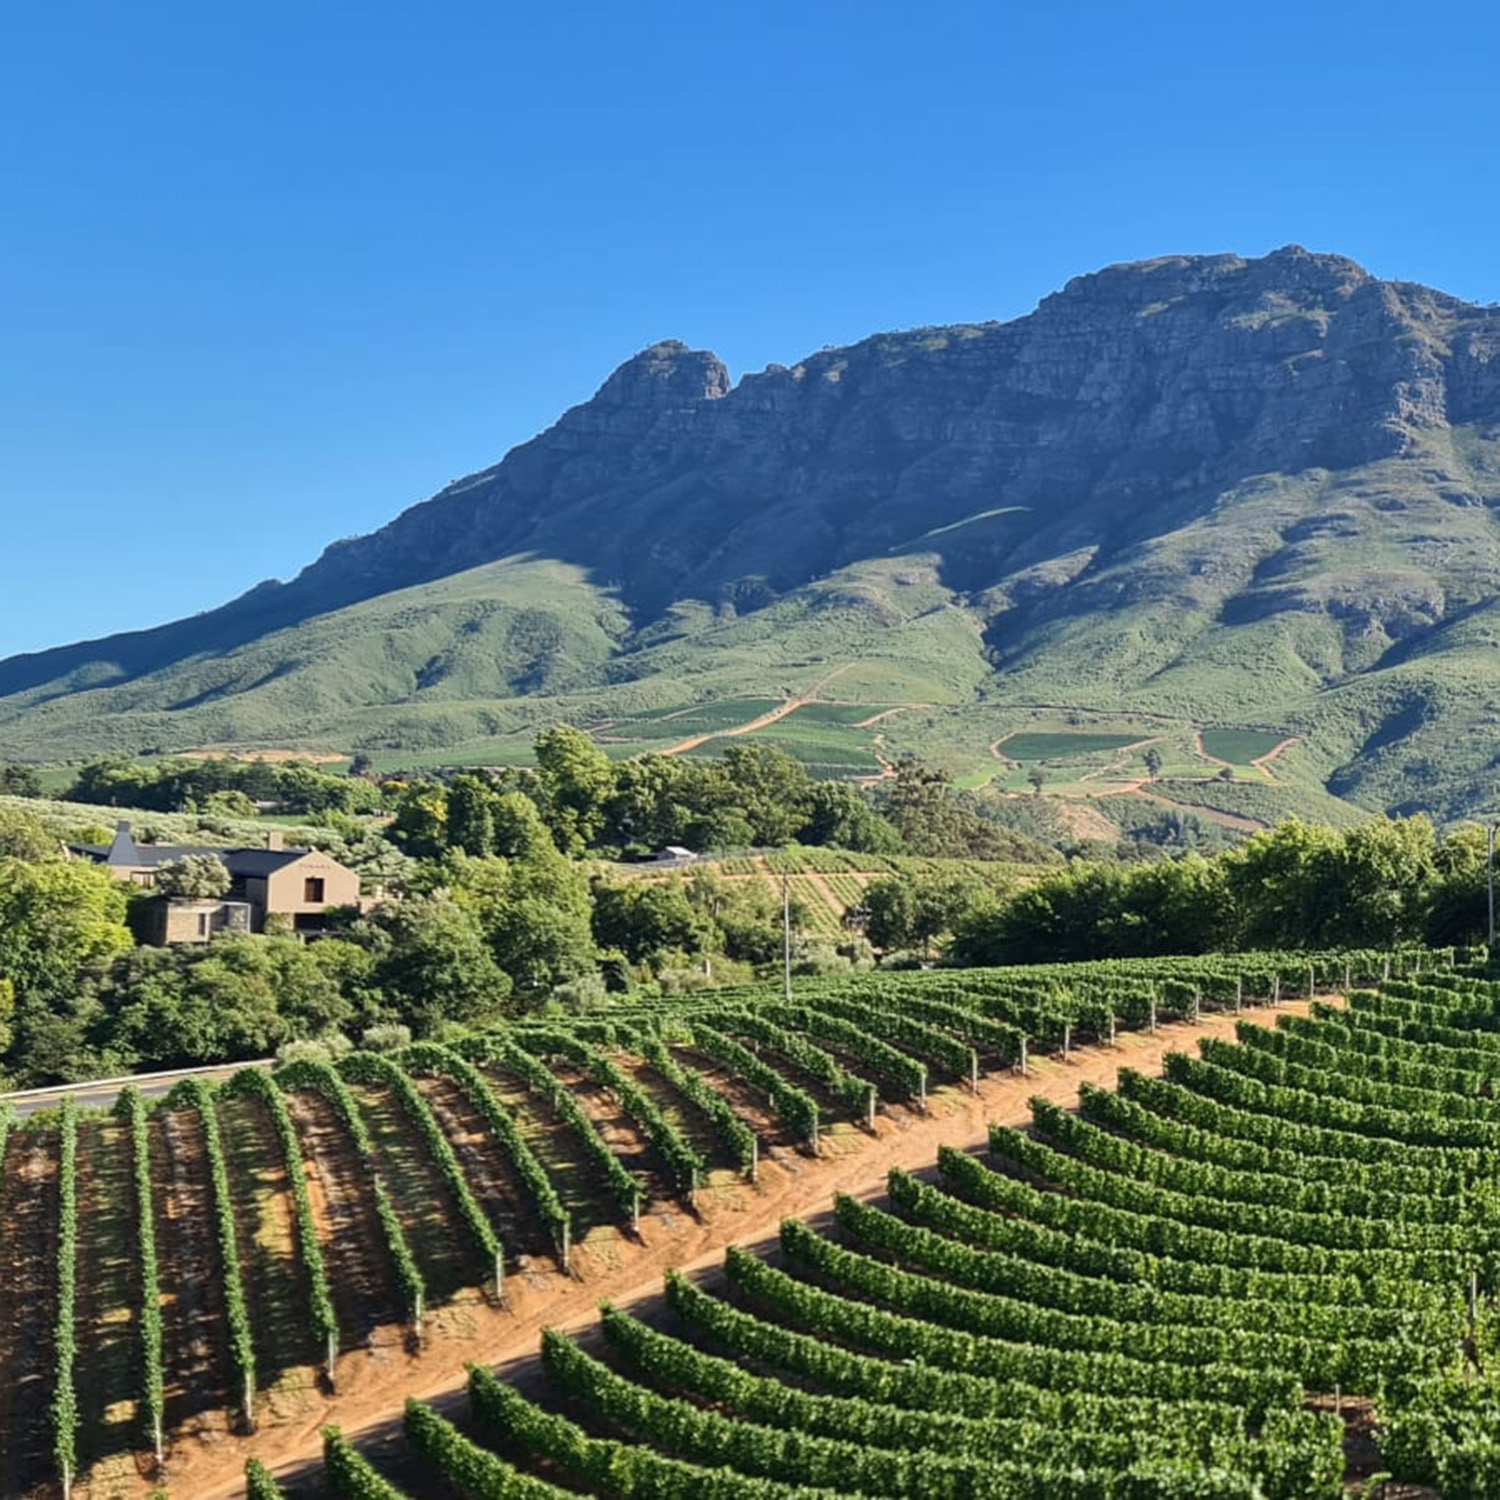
[204, 788, 259, 818]
[389, 783, 449, 858]
[799, 782, 902, 853]
[1427, 822, 1489, 945]
[717, 744, 814, 846]
[0, 764, 43, 798]
[535, 725, 616, 855]
[1027, 768, 1046, 796]
[603, 755, 693, 850]
[155, 854, 231, 901]
[0, 858, 133, 1003]
[448, 796, 596, 996]
[0, 807, 57, 862]
[446, 775, 497, 857]
[862, 870, 1001, 956]
[364, 895, 513, 1032]
[1143, 747, 1163, 783]
[687, 870, 802, 965]
[100, 936, 356, 1067]
[592, 880, 717, 966]
[882, 757, 965, 854]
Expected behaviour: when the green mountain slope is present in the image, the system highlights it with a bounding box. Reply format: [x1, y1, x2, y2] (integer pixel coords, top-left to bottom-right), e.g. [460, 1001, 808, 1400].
[5, 246, 1500, 819]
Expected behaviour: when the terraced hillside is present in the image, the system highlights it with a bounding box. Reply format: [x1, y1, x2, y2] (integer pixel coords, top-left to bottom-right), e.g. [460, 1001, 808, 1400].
[255, 964, 1500, 1498]
[0, 948, 1431, 1496]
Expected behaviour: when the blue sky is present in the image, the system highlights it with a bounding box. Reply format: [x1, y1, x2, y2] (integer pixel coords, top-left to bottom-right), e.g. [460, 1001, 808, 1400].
[3, 1, 1498, 657]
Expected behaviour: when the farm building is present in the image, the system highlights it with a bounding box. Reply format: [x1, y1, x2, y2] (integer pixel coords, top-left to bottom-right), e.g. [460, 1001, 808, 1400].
[69, 820, 362, 943]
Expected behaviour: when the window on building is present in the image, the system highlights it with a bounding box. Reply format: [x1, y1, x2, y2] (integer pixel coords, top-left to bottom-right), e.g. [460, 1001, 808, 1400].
[304, 876, 326, 904]
[198, 912, 210, 937]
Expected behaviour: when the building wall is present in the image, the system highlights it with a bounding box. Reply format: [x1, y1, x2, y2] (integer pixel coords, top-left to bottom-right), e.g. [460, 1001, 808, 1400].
[148, 900, 253, 945]
[263, 853, 361, 919]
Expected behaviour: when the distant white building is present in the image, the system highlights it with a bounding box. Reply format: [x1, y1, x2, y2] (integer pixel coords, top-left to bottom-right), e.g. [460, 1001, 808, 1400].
[652, 845, 699, 866]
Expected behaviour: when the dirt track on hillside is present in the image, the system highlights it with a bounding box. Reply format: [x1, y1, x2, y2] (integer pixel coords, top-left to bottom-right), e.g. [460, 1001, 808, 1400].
[660, 666, 853, 755]
[165, 996, 1330, 1499]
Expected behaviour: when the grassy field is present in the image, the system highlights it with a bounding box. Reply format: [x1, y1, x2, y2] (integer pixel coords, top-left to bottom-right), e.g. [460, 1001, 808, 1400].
[995, 730, 1149, 761]
[1199, 728, 1288, 765]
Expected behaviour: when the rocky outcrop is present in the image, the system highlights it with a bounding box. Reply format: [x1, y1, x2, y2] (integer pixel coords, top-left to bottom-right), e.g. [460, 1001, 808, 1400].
[4, 245, 1500, 709]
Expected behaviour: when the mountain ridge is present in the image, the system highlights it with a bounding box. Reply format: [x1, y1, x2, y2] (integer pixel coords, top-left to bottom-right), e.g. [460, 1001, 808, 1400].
[6, 246, 1500, 820]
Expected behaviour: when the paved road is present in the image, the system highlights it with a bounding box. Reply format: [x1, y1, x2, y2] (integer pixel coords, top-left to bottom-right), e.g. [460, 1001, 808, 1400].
[3, 1060, 271, 1118]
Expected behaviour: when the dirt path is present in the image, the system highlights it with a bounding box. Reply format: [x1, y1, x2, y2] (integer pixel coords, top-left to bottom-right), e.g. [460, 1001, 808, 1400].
[415, 1075, 543, 1260]
[282, 1091, 406, 1363]
[216, 1094, 321, 1416]
[155, 1105, 233, 1449]
[851, 705, 926, 729]
[1192, 731, 1240, 778]
[661, 666, 854, 756]
[798, 867, 851, 925]
[73, 1118, 140, 1491]
[1254, 736, 1299, 776]
[853, 732, 900, 787]
[0, 1130, 60, 1499]
[180, 996, 1330, 1499]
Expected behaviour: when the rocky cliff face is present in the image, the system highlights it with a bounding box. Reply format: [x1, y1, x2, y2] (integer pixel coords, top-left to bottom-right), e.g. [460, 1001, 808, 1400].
[261, 245, 1500, 616]
[6, 245, 1500, 818]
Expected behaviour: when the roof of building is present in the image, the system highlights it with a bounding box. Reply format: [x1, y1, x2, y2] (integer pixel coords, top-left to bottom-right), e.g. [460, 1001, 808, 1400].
[70, 821, 319, 876]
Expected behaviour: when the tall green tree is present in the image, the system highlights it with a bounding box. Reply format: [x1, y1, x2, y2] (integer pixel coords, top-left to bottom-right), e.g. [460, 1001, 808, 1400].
[449, 795, 596, 996]
[446, 775, 498, 857]
[0, 859, 133, 1002]
[863, 869, 1001, 955]
[799, 782, 902, 853]
[535, 725, 616, 855]
[364, 894, 513, 1031]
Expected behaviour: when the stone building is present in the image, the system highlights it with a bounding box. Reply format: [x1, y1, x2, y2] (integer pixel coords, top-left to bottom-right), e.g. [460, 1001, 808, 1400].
[70, 821, 363, 944]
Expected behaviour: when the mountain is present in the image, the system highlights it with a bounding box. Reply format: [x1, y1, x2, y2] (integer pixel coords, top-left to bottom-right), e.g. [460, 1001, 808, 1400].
[6, 245, 1500, 822]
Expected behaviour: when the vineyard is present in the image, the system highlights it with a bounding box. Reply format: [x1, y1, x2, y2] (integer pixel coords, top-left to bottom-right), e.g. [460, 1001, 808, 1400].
[607, 847, 1061, 938]
[235, 955, 1500, 1498]
[0, 945, 1475, 1497]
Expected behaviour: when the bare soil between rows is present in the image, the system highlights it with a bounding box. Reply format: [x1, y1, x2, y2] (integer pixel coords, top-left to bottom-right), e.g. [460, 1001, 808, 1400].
[153, 998, 1332, 1499]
